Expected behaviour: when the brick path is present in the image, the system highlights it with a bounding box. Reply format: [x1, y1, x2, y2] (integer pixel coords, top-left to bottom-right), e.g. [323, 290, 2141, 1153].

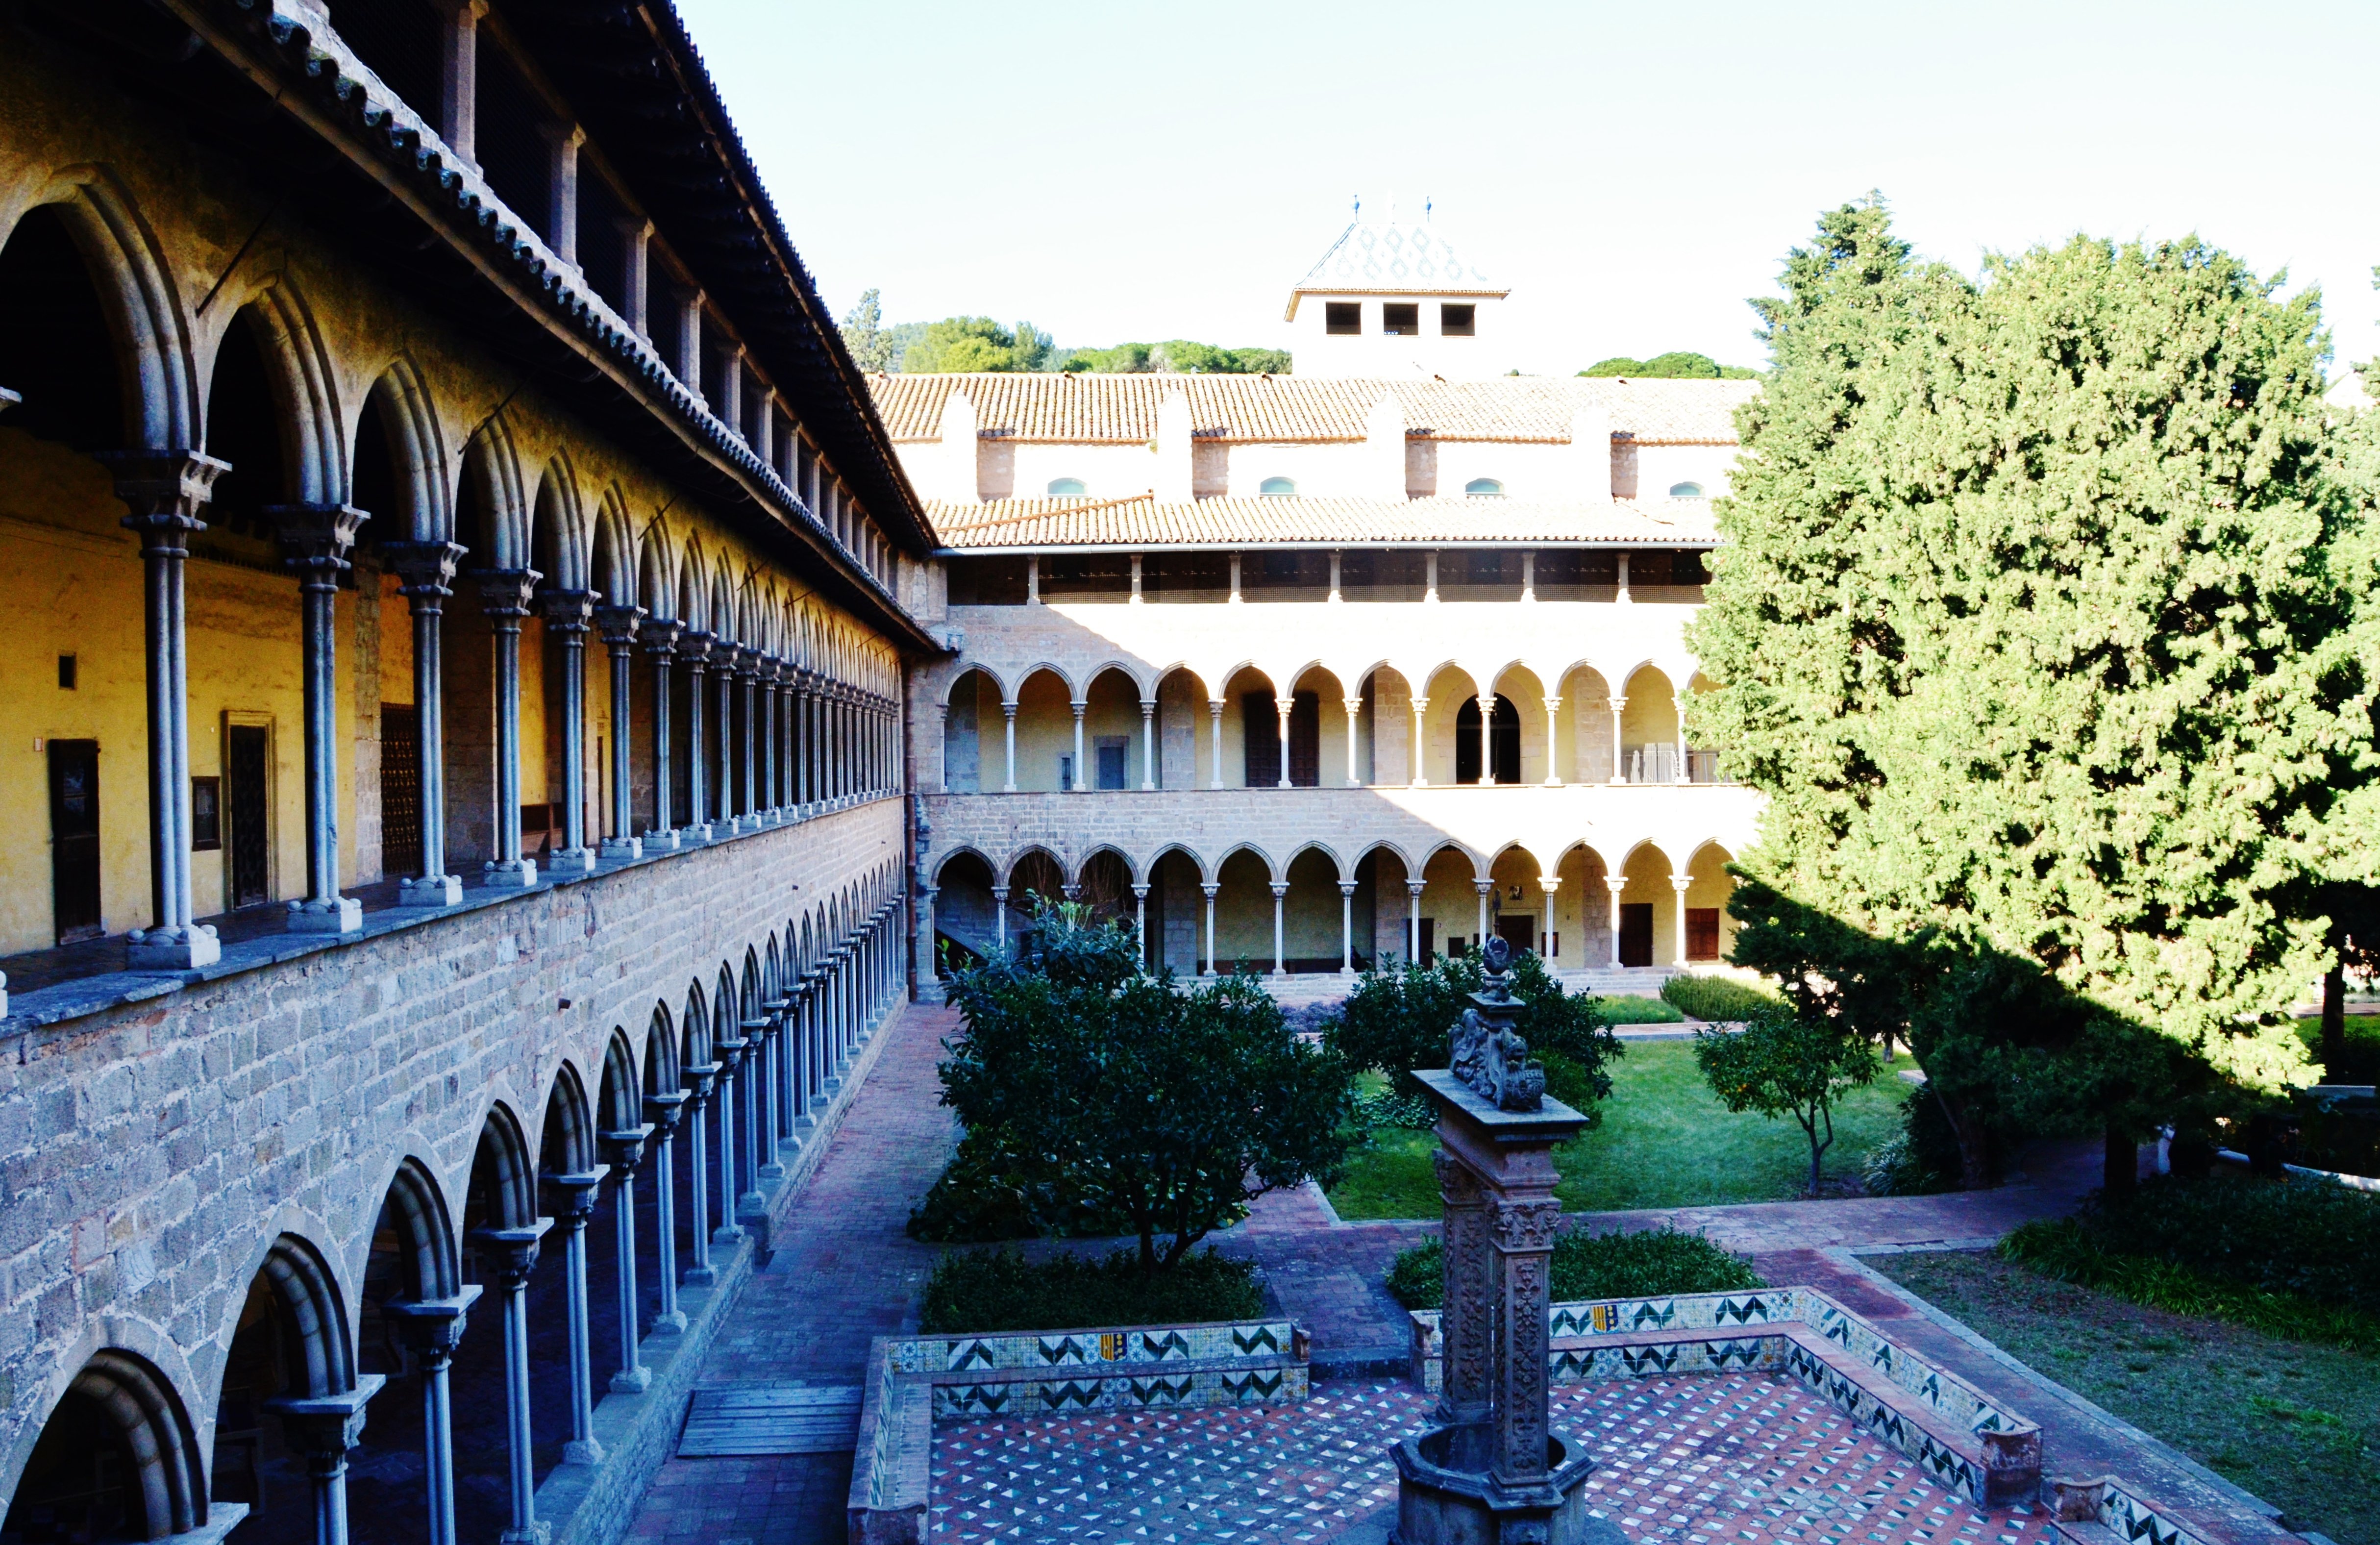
[620, 1002, 962, 1545]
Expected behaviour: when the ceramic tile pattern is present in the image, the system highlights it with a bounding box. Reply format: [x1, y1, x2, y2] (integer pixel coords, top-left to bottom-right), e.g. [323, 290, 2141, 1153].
[928, 1373, 2055, 1545]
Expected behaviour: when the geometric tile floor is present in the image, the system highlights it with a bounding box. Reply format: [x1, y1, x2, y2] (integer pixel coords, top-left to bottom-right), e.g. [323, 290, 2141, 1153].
[928, 1374, 2057, 1545]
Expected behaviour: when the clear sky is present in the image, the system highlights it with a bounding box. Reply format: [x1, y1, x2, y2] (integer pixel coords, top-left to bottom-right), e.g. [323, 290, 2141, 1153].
[677, 0, 2380, 378]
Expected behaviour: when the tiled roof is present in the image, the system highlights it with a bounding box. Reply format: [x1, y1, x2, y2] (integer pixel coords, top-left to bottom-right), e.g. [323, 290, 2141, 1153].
[868, 374, 1754, 447]
[930, 495, 1719, 550]
[1286, 214, 1504, 319]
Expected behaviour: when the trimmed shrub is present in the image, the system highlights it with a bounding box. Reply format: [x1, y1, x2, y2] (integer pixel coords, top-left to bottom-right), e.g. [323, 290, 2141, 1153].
[2001, 1217, 2380, 1351]
[1660, 975, 1785, 1023]
[1599, 995, 1685, 1025]
[1384, 1226, 1764, 1311]
[2079, 1171, 2380, 1317]
[919, 1247, 1265, 1334]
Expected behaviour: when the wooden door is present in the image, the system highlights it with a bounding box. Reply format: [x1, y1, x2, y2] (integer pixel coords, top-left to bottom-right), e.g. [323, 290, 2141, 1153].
[1287, 692, 1320, 787]
[47, 739, 100, 943]
[380, 703, 420, 877]
[1493, 913, 1536, 954]
[227, 724, 270, 908]
[1619, 902, 1654, 967]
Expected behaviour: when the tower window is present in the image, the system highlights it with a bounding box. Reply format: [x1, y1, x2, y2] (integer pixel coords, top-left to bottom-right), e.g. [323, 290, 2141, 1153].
[1260, 476, 1297, 497]
[1047, 477, 1087, 497]
[1464, 478, 1504, 497]
[1383, 303, 1419, 336]
[1440, 303, 1476, 336]
[1325, 302, 1361, 335]
[1668, 481, 1705, 498]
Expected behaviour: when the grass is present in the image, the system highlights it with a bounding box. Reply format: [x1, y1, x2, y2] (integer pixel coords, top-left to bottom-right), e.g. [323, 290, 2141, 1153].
[1598, 995, 1685, 1025]
[1873, 1249, 2380, 1545]
[919, 1247, 1265, 1334]
[2005, 1215, 2380, 1348]
[1384, 1226, 1764, 1311]
[1328, 1040, 1920, 1219]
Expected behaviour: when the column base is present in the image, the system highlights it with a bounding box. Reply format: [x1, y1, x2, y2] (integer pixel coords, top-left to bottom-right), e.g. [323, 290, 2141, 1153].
[758, 1161, 786, 1181]
[482, 859, 539, 888]
[397, 874, 465, 907]
[127, 924, 221, 970]
[711, 1224, 745, 1245]
[499, 1525, 552, 1545]
[561, 1436, 606, 1466]
[736, 1189, 767, 1213]
[286, 896, 364, 934]
[548, 847, 598, 874]
[682, 1264, 717, 1287]
[794, 1115, 818, 1136]
[643, 828, 683, 852]
[682, 822, 716, 843]
[608, 1366, 652, 1395]
[650, 1309, 687, 1334]
[599, 835, 644, 861]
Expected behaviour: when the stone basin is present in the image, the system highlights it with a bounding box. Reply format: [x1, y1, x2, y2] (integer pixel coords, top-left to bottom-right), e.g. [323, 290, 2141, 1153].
[1388, 1420, 1615, 1545]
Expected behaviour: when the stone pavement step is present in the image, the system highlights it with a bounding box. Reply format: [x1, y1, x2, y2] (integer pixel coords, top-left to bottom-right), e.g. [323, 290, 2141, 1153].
[675, 1385, 863, 1457]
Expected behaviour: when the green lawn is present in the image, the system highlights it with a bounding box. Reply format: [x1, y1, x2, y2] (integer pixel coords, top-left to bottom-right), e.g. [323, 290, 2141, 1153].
[1329, 1040, 1920, 1219]
[1874, 1249, 2380, 1545]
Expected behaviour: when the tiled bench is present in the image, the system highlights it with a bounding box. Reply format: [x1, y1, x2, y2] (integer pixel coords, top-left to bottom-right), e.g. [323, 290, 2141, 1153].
[847, 1318, 1310, 1543]
[1410, 1286, 2042, 1507]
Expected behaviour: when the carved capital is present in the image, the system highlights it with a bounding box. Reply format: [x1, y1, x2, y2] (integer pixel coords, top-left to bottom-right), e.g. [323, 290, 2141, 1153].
[470, 567, 541, 618]
[539, 586, 598, 634]
[593, 602, 646, 647]
[1433, 1149, 1485, 1206]
[264, 502, 367, 583]
[104, 448, 227, 535]
[1488, 1197, 1561, 1253]
[677, 628, 716, 665]
[543, 1168, 608, 1223]
[640, 616, 684, 655]
[386, 539, 469, 600]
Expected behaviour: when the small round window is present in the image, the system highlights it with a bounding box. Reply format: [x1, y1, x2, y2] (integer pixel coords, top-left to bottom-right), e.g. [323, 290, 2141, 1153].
[1047, 477, 1087, 498]
[1465, 478, 1504, 497]
[1668, 481, 1705, 498]
[1260, 476, 1297, 497]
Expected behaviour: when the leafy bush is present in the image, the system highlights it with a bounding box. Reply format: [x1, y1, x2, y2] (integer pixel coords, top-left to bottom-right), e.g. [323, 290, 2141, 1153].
[2000, 1218, 2380, 1351]
[1859, 1130, 1942, 1196]
[1534, 1049, 1602, 1116]
[2298, 1016, 2380, 1084]
[1660, 975, 1785, 1023]
[920, 1247, 1265, 1334]
[1384, 1226, 1765, 1311]
[1351, 1081, 1436, 1133]
[2074, 1172, 2380, 1317]
[1326, 950, 1621, 1101]
[1694, 1009, 1880, 1195]
[1598, 995, 1685, 1025]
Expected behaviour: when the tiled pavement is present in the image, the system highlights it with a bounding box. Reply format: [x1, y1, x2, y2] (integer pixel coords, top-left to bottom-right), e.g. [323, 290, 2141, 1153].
[928, 1373, 2057, 1545]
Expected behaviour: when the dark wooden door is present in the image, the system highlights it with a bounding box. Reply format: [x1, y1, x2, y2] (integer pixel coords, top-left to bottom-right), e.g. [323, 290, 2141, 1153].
[1494, 913, 1536, 954]
[1241, 692, 1279, 786]
[380, 703, 420, 877]
[1619, 903, 1655, 967]
[47, 739, 100, 943]
[227, 725, 270, 908]
[1686, 908, 1721, 962]
[1418, 918, 1435, 963]
[1287, 692, 1320, 787]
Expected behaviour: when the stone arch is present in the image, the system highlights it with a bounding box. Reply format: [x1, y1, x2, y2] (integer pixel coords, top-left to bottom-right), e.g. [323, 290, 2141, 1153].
[676, 535, 709, 627]
[242, 1232, 359, 1402]
[206, 273, 343, 506]
[645, 1003, 681, 1094]
[713, 967, 737, 1053]
[1, 1347, 207, 1541]
[639, 513, 676, 619]
[467, 1101, 539, 1231]
[934, 845, 995, 886]
[598, 1029, 641, 1131]
[527, 453, 590, 593]
[1074, 842, 1139, 887]
[371, 1154, 462, 1303]
[741, 946, 764, 1021]
[681, 980, 712, 1066]
[454, 413, 529, 569]
[1215, 841, 1280, 883]
[1283, 839, 1347, 882]
[1352, 837, 1415, 878]
[1145, 840, 1209, 884]
[351, 354, 450, 543]
[1004, 846, 1066, 909]
[538, 1062, 596, 1176]
[591, 484, 637, 609]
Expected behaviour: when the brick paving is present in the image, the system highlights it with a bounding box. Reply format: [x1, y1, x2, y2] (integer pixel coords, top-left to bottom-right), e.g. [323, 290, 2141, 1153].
[927, 1373, 2056, 1545]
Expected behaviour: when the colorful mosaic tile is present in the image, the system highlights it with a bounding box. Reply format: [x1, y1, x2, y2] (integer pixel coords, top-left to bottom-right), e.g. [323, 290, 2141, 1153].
[892, 1321, 1299, 1376]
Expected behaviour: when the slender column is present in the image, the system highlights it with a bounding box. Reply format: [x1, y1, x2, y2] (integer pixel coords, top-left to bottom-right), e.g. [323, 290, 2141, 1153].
[1140, 701, 1157, 789]
[1477, 694, 1495, 786]
[642, 1093, 689, 1332]
[1071, 701, 1087, 791]
[545, 1170, 608, 1463]
[267, 503, 368, 933]
[715, 649, 738, 829]
[466, 1223, 552, 1545]
[263, 1380, 383, 1545]
[741, 1014, 776, 1191]
[1408, 879, 1425, 963]
[1343, 696, 1364, 786]
[1274, 696, 1293, 788]
[474, 570, 542, 887]
[1424, 550, 1438, 601]
[1616, 551, 1632, 603]
[597, 1126, 654, 1392]
[1001, 702, 1018, 791]
[595, 604, 645, 860]
[794, 678, 813, 809]
[673, 287, 706, 405]
[992, 885, 1009, 947]
[1520, 549, 1536, 601]
[793, 978, 820, 1129]
[710, 1036, 748, 1242]
[1202, 883, 1218, 975]
[1433, 1153, 1490, 1425]
[1607, 876, 1627, 967]
[680, 1065, 720, 1284]
[1540, 876, 1563, 959]
[106, 451, 226, 968]
[1269, 880, 1288, 977]
[383, 1293, 480, 1545]
[431, 0, 488, 168]
[388, 542, 469, 904]
[1410, 696, 1430, 787]
[543, 590, 598, 872]
[1542, 695, 1564, 785]
[539, 122, 586, 268]
[737, 651, 760, 822]
[642, 620, 682, 849]
[760, 662, 780, 818]
[1208, 700, 1225, 788]
[1672, 874, 1693, 966]
[720, 346, 745, 443]
[612, 217, 653, 338]
[1673, 691, 1690, 783]
[680, 630, 715, 838]
[1609, 695, 1627, 783]
[1132, 884, 1149, 962]
[1488, 1196, 1561, 1485]
[1339, 880, 1357, 975]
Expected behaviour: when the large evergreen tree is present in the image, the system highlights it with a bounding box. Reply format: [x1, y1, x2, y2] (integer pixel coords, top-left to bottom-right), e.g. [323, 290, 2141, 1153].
[1694, 200, 2375, 1152]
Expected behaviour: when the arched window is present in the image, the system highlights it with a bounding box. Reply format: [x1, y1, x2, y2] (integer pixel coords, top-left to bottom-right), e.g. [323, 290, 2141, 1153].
[1668, 481, 1705, 498]
[1047, 477, 1087, 498]
[1465, 478, 1504, 498]
[1260, 476, 1297, 497]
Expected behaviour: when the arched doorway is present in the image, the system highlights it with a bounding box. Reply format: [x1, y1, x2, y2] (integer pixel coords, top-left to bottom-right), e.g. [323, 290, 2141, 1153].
[1455, 695, 1521, 785]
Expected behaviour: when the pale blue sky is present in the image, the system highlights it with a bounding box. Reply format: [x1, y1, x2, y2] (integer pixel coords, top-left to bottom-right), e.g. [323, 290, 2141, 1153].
[678, 0, 2380, 377]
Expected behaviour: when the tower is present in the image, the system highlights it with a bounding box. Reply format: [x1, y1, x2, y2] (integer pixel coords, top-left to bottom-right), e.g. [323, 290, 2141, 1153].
[1285, 198, 1510, 378]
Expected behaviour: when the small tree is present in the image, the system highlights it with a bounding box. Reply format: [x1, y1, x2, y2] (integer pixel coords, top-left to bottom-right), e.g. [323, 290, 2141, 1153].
[941, 906, 1355, 1271]
[1327, 948, 1620, 1104]
[1693, 1008, 1879, 1196]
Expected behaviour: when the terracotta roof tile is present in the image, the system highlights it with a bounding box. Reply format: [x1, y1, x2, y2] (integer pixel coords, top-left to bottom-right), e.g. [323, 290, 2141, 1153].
[867, 374, 1754, 447]
[929, 495, 1718, 550]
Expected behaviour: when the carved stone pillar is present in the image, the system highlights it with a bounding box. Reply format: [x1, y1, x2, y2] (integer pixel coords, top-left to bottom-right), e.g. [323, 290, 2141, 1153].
[541, 589, 598, 873]
[383, 1292, 481, 1545]
[641, 1092, 690, 1332]
[710, 1034, 749, 1244]
[679, 1062, 721, 1285]
[262, 1378, 385, 1545]
[473, 569, 542, 887]
[466, 1221, 552, 1545]
[387, 541, 469, 903]
[542, 1170, 609, 1463]
[268, 501, 368, 933]
[678, 629, 715, 839]
[1432, 1151, 1490, 1426]
[1201, 882, 1218, 975]
[595, 604, 645, 860]
[597, 1124, 654, 1392]
[641, 619, 682, 850]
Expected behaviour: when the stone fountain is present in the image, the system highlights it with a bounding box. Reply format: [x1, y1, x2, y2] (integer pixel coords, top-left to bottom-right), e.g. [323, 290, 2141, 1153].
[1393, 936, 1615, 1545]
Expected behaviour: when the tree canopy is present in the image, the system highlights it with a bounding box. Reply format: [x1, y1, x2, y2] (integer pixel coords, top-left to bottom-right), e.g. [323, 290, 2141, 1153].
[1581, 351, 1756, 379]
[1058, 339, 1291, 375]
[1692, 197, 2378, 1126]
[899, 316, 1053, 373]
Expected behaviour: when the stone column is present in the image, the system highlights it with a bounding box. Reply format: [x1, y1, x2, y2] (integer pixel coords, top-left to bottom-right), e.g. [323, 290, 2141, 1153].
[1673, 692, 1689, 784]
[539, 122, 585, 268]
[262, 1378, 384, 1545]
[715, 648, 739, 829]
[1339, 880, 1358, 975]
[1616, 551, 1631, 603]
[1488, 1195, 1561, 1485]
[737, 649, 760, 824]
[544, 1169, 609, 1463]
[1475, 881, 1492, 952]
[612, 217, 653, 339]
[679, 630, 714, 839]
[1276, 695, 1294, 788]
[1133, 884, 1149, 962]
[432, 0, 489, 169]
[759, 661, 780, 820]
[1541, 696, 1563, 785]
[1409, 879, 1425, 963]
[1478, 695, 1495, 786]
[641, 619, 682, 850]
[1000, 701, 1018, 792]
[1411, 696, 1430, 787]
[595, 604, 645, 860]
[106, 450, 226, 968]
[268, 502, 368, 933]
[710, 1035, 748, 1243]
[388, 541, 469, 904]
[793, 977, 820, 1131]
[1208, 699, 1226, 788]
[466, 1222, 552, 1545]
[1344, 696, 1364, 786]
[1270, 880, 1289, 977]
[1203, 882, 1218, 975]
[1540, 876, 1562, 960]
[1672, 874, 1692, 967]
[1609, 695, 1627, 784]
[1140, 700, 1157, 790]
[1433, 1151, 1490, 1425]
[597, 1125, 654, 1393]
[1069, 701, 1087, 791]
[1607, 876, 1627, 967]
[642, 1092, 689, 1332]
[739, 1014, 773, 1200]
[474, 569, 542, 887]
[673, 286, 706, 406]
[992, 885, 1009, 948]
[541, 589, 598, 873]
[680, 1063, 720, 1285]
[383, 1292, 480, 1545]
[793, 676, 812, 810]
